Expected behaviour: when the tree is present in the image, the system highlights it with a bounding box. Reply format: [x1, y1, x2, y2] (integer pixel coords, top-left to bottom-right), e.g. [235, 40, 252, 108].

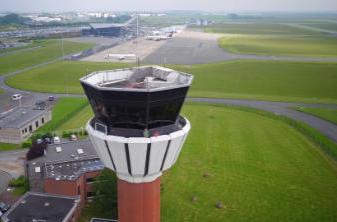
[26, 141, 47, 160]
[94, 168, 118, 218]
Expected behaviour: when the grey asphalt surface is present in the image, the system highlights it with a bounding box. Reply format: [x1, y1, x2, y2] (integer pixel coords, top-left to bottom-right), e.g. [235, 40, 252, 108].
[0, 149, 27, 193]
[143, 30, 337, 65]
[0, 170, 11, 194]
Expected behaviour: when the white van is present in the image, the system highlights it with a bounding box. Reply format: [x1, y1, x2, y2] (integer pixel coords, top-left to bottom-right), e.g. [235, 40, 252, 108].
[53, 136, 61, 144]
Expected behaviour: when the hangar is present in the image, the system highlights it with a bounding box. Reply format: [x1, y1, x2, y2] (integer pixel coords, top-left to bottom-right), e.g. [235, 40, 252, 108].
[83, 17, 137, 37]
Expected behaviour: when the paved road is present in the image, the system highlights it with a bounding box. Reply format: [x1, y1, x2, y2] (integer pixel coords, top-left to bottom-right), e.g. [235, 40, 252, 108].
[188, 98, 337, 144]
[143, 30, 337, 64]
[0, 170, 11, 194]
[0, 149, 27, 193]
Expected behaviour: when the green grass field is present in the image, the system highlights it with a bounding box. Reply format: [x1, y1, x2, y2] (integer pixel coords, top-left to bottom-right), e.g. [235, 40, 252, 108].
[36, 97, 88, 134]
[173, 61, 337, 103]
[160, 103, 337, 221]
[7, 60, 337, 104]
[218, 35, 337, 57]
[0, 143, 20, 151]
[57, 104, 93, 131]
[205, 23, 317, 35]
[0, 39, 94, 76]
[6, 61, 130, 94]
[296, 107, 337, 125]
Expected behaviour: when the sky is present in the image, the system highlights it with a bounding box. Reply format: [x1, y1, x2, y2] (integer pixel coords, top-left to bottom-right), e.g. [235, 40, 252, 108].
[1, 0, 337, 13]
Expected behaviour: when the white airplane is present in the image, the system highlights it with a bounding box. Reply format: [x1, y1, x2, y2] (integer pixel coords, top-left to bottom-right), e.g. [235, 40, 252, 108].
[105, 54, 136, 60]
[146, 35, 161, 41]
[146, 35, 172, 41]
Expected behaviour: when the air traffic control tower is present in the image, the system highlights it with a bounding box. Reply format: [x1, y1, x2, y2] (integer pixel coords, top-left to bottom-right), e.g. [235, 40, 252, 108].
[80, 66, 193, 222]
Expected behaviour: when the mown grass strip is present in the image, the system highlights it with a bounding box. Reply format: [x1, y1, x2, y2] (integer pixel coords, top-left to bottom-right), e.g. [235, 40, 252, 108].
[187, 101, 337, 162]
[36, 97, 88, 134]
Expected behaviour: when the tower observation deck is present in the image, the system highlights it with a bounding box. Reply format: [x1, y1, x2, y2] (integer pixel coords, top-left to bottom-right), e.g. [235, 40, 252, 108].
[81, 66, 193, 222]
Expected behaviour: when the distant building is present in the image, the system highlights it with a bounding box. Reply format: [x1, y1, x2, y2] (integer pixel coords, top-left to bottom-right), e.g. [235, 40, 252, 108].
[26, 139, 104, 206]
[0, 107, 51, 144]
[2, 192, 81, 222]
[82, 17, 137, 37]
[83, 23, 125, 37]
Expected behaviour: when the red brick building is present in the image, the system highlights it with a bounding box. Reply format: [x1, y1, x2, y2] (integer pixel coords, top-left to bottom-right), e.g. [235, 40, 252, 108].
[26, 139, 104, 207]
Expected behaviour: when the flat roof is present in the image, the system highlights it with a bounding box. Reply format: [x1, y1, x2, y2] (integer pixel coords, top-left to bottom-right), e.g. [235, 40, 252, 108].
[27, 139, 103, 181]
[3, 192, 79, 222]
[80, 66, 193, 92]
[0, 107, 48, 129]
[90, 23, 125, 29]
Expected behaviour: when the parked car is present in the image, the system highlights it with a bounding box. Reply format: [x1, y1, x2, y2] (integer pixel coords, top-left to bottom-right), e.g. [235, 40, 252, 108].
[48, 96, 55, 101]
[53, 136, 61, 143]
[70, 134, 77, 141]
[11, 94, 22, 101]
[0, 202, 10, 213]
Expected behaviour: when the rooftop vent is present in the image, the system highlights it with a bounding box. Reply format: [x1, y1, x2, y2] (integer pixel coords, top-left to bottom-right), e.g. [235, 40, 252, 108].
[56, 146, 62, 153]
[35, 167, 41, 173]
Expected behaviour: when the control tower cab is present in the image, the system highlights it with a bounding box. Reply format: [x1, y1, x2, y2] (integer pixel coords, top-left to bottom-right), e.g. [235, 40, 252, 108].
[81, 66, 193, 222]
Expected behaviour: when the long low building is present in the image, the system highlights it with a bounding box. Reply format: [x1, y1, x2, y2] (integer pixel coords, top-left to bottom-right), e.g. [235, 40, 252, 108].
[0, 107, 51, 144]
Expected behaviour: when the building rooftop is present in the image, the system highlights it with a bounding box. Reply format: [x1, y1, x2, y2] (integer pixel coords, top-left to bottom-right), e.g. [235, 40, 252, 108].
[89, 17, 136, 29]
[0, 107, 48, 129]
[27, 139, 104, 181]
[45, 158, 104, 181]
[2, 192, 79, 222]
[80, 66, 193, 92]
[90, 23, 126, 29]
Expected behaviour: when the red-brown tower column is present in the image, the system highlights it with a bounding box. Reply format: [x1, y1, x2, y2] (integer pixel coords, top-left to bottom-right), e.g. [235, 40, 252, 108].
[118, 177, 161, 222]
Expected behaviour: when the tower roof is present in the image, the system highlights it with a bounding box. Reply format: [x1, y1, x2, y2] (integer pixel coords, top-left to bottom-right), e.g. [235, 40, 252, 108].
[80, 65, 193, 92]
